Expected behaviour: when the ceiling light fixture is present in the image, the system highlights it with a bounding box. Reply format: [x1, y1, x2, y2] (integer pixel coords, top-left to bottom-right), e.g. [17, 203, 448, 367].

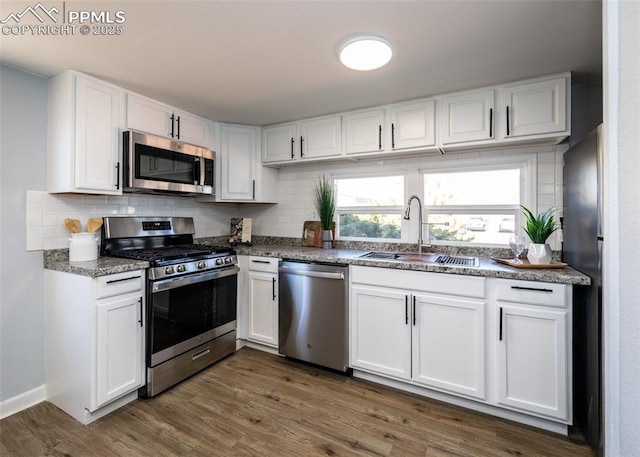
[338, 35, 393, 71]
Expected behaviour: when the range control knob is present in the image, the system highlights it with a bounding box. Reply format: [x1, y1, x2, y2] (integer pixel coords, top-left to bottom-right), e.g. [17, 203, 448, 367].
[164, 266, 174, 275]
[224, 257, 232, 264]
[197, 261, 207, 269]
[176, 264, 186, 273]
[215, 258, 223, 266]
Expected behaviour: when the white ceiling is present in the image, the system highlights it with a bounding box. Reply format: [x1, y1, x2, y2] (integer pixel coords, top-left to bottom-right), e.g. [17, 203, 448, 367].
[0, 0, 602, 126]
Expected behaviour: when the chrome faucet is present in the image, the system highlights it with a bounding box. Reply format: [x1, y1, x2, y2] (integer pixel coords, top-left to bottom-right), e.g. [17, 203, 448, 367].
[404, 195, 425, 254]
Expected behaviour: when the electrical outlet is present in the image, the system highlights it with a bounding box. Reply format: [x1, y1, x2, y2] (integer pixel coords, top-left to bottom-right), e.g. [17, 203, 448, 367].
[312, 210, 318, 220]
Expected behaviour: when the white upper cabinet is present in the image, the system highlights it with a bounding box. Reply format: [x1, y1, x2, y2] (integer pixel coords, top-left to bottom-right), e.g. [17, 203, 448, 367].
[440, 89, 495, 145]
[345, 108, 385, 155]
[262, 122, 298, 163]
[47, 70, 122, 195]
[214, 124, 278, 203]
[219, 125, 257, 201]
[299, 115, 342, 159]
[263, 115, 342, 164]
[390, 99, 437, 150]
[126, 93, 209, 147]
[502, 76, 568, 138]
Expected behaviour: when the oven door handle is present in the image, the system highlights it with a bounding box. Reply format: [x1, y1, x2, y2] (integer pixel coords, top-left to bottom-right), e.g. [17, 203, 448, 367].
[151, 266, 239, 293]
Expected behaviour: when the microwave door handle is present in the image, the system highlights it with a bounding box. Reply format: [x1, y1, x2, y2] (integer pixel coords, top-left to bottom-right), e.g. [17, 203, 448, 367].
[194, 157, 201, 185]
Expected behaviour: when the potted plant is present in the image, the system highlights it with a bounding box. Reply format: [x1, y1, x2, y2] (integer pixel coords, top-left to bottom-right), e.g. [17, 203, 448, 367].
[521, 205, 558, 264]
[313, 175, 336, 249]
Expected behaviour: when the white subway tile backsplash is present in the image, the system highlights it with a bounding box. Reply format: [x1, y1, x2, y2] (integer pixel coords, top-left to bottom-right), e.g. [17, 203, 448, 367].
[25, 191, 238, 251]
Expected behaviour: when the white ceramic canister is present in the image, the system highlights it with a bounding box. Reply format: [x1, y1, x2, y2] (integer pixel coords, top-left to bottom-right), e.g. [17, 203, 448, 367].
[69, 232, 98, 262]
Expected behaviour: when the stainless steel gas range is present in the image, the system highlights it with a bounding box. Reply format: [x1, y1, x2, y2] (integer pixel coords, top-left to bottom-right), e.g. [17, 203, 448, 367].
[101, 216, 238, 397]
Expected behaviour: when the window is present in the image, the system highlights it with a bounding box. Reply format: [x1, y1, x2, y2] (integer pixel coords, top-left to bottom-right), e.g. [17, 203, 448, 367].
[423, 162, 530, 246]
[335, 175, 404, 240]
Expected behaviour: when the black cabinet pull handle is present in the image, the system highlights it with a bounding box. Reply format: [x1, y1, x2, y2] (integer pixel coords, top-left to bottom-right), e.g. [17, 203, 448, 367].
[506, 106, 510, 136]
[300, 136, 304, 157]
[106, 275, 141, 284]
[511, 285, 554, 293]
[499, 307, 503, 341]
[378, 124, 382, 150]
[290, 137, 295, 159]
[251, 259, 271, 264]
[391, 123, 395, 148]
[252, 179, 256, 200]
[170, 114, 175, 138]
[405, 296, 409, 325]
[272, 277, 276, 301]
[489, 108, 493, 138]
[115, 162, 120, 189]
[138, 297, 143, 327]
[412, 296, 416, 326]
[176, 115, 181, 139]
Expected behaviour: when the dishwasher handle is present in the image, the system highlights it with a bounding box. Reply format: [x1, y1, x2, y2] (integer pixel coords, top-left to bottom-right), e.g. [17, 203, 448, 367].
[278, 266, 345, 280]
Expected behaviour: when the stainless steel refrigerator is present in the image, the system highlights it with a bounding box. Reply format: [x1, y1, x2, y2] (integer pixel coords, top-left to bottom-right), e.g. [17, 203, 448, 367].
[562, 124, 603, 455]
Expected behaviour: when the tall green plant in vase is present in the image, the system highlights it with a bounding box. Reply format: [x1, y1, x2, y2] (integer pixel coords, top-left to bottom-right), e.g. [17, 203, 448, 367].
[313, 175, 336, 249]
[521, 205, 558, 264]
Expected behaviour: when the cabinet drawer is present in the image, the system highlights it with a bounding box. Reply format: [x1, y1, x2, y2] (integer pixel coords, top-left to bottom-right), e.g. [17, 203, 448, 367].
[97, 271, 144, 299]
[495, 279, 567, 308]
[248, 256, 279, 273]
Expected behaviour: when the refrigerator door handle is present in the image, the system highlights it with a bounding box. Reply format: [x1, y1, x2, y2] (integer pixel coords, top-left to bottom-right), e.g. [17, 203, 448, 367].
[596, 124, 604, 238]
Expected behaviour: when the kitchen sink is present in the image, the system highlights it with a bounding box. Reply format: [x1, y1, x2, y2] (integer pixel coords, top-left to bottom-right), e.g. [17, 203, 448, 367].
[359, 251, 479, 267]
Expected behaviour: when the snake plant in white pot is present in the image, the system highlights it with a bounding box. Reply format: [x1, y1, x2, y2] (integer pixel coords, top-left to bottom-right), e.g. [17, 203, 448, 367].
[521, 205, 558, 264]
[313, 175, 336, 249]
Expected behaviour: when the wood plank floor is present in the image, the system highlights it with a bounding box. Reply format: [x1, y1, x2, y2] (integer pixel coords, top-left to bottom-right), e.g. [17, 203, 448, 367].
[1, 348, 594, 456]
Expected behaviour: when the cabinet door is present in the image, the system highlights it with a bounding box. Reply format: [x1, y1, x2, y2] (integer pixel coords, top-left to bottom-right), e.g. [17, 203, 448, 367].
[173, 109, 209, 147]
[219, 125, 257, 201]
[247, 271, 278, 347]
[390, 100, 436, 150]
[345, 109, 385, 154]
[412, 294, 486, 399]
[299, 115, 342, 159]
[350, 285, 411, 380]
[497, 304, 568, 420]
[95, 295, 143, 409]
[503, 76, 567, 137]
[75, 76, 121, 193]
[126, 94, 173, 138]
[440, 90, 495, 144]
[262, 122, 297, 163]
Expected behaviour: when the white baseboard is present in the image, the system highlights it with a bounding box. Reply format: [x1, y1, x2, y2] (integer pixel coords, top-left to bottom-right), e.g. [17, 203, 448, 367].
[0, 385, 46, 420]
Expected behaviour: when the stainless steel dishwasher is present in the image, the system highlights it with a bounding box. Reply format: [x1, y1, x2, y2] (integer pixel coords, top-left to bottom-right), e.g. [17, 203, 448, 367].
[278, 260, 349, 372]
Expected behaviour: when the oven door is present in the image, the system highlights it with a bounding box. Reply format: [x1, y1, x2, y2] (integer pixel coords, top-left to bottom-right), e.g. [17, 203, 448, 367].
[148, 266, 238, 367]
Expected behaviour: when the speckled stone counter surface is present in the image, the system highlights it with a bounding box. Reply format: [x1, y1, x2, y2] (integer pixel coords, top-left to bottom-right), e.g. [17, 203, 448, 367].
[44, 249, 149, 278]
[229, 244, 590, 286]
[43, 239, 590, 285]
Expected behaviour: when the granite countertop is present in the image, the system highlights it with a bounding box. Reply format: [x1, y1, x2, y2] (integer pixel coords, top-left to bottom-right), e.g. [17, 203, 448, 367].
[43, 243, 590, 285]
[233, 244, 591, 286]
[44, 250, 149, 278]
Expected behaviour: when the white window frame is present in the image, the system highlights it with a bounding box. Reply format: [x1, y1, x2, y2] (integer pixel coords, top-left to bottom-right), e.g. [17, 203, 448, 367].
[333, 171, 408, 242]
[420, 154, 537, 247]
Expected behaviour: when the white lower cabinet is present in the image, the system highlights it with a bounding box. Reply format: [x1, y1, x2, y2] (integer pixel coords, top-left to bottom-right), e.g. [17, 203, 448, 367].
[495, 279, 570, 421]
[246, 256, 280, 348]
[95, 295, 144, 407]
[350, 266, 572, 429]
[45, 270, 145, 424]
[351, 285, 412, 379]
[412, 293, 486, 399]
[350, 267, 486, 400]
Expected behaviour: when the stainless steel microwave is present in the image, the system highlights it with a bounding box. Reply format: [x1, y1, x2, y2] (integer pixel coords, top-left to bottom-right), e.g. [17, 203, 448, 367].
[123, 130, 214, 195]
